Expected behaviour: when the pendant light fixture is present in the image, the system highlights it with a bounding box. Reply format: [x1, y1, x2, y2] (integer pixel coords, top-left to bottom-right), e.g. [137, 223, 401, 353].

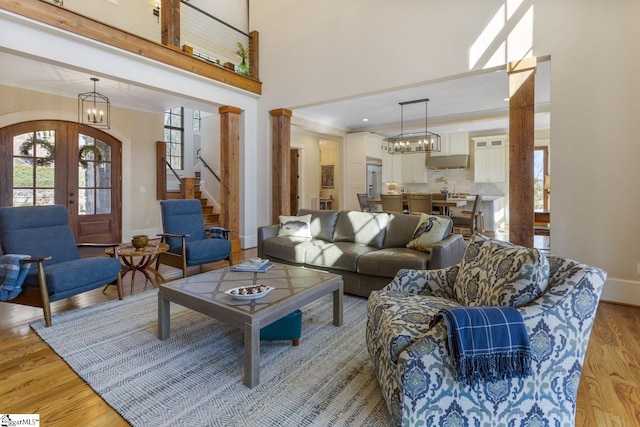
[385, 98, 441, 154]
[78, 77, 110, 129]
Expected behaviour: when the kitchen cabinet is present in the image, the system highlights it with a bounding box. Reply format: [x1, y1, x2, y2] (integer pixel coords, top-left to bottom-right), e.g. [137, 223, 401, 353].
[401, 153, 428, 183]
[391, 154, 403, 182]
[473, 136, 506, 183]
[431, 131, 470, 157]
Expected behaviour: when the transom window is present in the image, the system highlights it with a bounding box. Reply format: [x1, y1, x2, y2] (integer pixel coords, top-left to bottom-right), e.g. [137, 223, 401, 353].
[193, 109, 201, 132]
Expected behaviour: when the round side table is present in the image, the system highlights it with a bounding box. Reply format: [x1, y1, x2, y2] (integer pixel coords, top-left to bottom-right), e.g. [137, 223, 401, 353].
[106, 243, 169, 294]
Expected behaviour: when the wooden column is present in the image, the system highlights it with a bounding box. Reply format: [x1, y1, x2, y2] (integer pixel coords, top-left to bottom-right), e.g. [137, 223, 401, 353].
[219, 106, 242, 264]
[508, 58, 537, 247]
[161, 0, 180, 48]
[270, 108, 292, 224]
[249, 31, 259, 80]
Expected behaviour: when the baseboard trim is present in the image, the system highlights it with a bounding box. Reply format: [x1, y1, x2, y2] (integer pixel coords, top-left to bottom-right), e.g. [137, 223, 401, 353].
[600, 278, 640, 307]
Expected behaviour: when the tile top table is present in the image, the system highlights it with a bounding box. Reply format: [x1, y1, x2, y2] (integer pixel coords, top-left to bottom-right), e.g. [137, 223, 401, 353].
[157, 262, 343, 388]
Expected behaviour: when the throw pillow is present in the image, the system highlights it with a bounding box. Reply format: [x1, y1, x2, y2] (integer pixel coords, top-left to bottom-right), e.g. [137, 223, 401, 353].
[454, 233, 550, 307]
[406, 214, 452, 252]
[277, 214, 312, 238]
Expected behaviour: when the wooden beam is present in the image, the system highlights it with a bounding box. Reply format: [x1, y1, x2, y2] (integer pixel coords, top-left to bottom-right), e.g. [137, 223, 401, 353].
[508, 58, 537, 247]
[0, 0, 261, 95]
[219, 105, 242, 264]
[270, 109, 293, 224]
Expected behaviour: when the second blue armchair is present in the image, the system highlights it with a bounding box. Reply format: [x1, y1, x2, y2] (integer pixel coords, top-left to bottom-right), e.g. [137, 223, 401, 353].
[156, 199, 232, 278]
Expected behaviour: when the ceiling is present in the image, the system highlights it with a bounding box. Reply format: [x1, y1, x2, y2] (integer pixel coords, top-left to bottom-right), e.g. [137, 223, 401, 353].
[0, 50, 218, 115]
[293, 61, 550, 138]
[1, 50, 550, 136]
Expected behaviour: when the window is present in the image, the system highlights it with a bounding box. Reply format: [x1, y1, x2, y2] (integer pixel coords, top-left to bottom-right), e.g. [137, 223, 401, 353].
[12, 130, 56, 206]
[193, 109, 201, 132]
[164, 107, 184, 170]
[533, 146, 549, 210]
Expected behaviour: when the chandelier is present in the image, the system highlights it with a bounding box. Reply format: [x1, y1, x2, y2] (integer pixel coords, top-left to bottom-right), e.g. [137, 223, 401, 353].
[78, 77, 110, 129]
[385, 98, 441, 154]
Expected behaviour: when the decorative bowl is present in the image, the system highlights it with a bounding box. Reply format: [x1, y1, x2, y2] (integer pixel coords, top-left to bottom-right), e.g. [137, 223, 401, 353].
[131, 234, 149, 251]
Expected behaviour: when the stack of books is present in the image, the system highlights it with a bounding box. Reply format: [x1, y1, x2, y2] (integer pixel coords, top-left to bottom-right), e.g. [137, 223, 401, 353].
[230, 259, 275, 273]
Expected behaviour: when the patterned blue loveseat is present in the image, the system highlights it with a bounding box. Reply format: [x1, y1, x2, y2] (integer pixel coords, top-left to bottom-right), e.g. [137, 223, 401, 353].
[366, 234, 607, 426]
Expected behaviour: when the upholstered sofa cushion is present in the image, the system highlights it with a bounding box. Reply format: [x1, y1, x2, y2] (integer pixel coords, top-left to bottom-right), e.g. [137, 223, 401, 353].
[332, 211, 390, 249]
[181, 238, 233, 266]
[262, 237, 316, 264]
[23, 257, 121, 299]
[454, 234, 551, 307]
[305, 241, 378, 271]
[298, 209, 340, 242]
[358, 248, 432, 277]
[381, 214, 421, 248]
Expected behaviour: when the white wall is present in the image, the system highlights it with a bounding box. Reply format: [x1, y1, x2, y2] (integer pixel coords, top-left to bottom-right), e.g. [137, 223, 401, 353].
[251, 0, 640, 304]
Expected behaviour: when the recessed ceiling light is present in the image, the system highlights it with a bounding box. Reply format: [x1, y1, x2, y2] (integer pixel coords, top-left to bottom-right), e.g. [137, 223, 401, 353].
[362, 118, 369, 122]
[503, 98, 509, 101]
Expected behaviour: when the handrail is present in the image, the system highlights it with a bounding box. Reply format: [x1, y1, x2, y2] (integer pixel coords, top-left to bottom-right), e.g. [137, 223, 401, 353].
[163, 157, 182, 183]
[180, 0, 249, 38]
[196, 149, 221, 182]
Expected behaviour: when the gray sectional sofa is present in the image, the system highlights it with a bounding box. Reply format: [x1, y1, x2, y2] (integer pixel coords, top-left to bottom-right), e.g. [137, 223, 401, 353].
[257, 209, 466, 297]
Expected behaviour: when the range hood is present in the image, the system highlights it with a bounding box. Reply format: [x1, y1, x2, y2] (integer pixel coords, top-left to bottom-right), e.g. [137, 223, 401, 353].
[427, 154, 469, 170]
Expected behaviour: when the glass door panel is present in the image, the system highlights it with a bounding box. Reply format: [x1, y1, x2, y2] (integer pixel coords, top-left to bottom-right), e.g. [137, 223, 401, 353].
[12, 130, 55, 206]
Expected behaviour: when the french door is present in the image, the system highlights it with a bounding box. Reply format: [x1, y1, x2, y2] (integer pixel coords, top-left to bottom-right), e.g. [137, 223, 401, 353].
[0, 120, 122, 243]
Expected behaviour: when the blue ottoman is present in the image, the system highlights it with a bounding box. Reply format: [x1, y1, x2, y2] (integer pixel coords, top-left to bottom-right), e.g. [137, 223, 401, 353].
[260, 309, 302, 346]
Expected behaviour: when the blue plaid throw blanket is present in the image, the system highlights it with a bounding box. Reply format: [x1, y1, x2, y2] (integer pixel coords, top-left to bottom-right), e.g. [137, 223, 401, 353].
[430, 306, 532, 385]
[0, 254, 31, 301]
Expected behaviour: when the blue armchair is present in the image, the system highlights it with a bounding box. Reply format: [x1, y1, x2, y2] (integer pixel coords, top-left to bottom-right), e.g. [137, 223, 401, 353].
[366, 235, 606, 426]
[156, 199, 231, 278]
[0, 205, 123, 326]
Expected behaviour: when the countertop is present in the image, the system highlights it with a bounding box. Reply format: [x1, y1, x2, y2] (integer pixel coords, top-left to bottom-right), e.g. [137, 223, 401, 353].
[447, 195, 504, 202]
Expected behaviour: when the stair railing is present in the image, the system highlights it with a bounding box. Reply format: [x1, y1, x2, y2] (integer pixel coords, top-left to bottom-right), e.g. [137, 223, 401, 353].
[164, 157, 182, 183]
[165, 158, 196, 199]
[196, 149, 221, 182]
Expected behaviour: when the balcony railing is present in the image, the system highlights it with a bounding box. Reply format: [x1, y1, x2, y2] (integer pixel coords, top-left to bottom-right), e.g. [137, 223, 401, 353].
[0, 0, 261, 94]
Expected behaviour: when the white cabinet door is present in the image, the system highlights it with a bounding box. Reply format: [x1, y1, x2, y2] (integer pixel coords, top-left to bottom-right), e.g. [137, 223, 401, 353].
[391, 154, 403, 182]
[430, 132, 469, 157]
[430, 133, 449, 157]
[449, 131, 470, 155]
[474, 137, 506, 183]
[381, 150, 393, 183]
[474, 147, 490, 182]
[402, 153, 427, 183]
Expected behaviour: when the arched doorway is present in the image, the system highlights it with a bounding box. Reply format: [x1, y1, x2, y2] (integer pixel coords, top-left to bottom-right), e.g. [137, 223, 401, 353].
[0, 120, 122, 243]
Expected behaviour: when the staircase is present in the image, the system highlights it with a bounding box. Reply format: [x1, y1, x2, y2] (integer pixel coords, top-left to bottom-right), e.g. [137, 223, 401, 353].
[195, 172, 221, 229]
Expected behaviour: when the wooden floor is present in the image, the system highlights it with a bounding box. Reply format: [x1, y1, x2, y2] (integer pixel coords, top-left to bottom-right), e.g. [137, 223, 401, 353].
[1, 248, 639, 426]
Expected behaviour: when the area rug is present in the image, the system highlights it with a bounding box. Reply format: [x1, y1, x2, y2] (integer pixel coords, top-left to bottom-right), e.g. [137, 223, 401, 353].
[31, 290, 392, 427]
